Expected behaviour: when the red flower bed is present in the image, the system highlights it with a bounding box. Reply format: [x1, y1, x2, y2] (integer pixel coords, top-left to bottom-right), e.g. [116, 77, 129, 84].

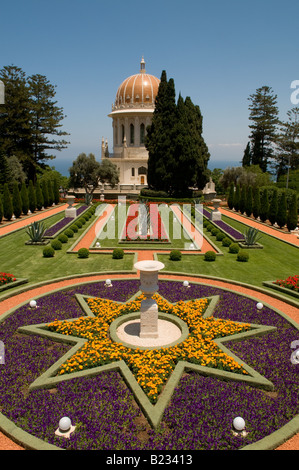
[275, 275, 299, 292]
[0, 272, 16, 286]
[121, 203, 169, 242]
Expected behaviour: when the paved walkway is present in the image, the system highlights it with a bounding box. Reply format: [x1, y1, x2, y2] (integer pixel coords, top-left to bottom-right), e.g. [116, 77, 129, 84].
[218, 207, 299, 248]
[0, 272, 298, 450]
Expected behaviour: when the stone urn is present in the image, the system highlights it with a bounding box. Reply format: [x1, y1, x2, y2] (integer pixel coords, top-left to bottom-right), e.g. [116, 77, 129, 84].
[134, 260, 165, 338]
[65, 195, 77, 219]
[211, 198, 222, 221]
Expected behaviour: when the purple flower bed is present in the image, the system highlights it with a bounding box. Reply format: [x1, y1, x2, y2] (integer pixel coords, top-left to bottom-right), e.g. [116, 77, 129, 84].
[44, 205, 88, 237]
[213, 220, 245, 241]
[0, 279, 298, 450]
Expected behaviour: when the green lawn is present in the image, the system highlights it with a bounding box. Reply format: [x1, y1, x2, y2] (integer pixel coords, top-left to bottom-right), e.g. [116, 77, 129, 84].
[0, 211, 134, 294]
[0, 207, 298, 302]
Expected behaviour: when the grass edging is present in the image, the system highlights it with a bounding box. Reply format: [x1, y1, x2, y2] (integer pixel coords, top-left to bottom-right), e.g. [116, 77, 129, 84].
[0, 278, 28, 293]
[263, 281, 299, 300]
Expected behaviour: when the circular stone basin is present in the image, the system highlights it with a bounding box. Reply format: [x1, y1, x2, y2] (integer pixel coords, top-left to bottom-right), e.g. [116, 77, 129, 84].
[110, 313, 189, 349]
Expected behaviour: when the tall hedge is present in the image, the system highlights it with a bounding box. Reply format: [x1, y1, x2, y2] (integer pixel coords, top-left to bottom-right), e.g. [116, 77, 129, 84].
[227, 183, 234, 210]
[42, 180, 49, 208]
[245, 186, 253, 217]
[0, 194, 3, 223]
[3, 183, 13, 221]
[276, 192, 287, 228]
[252, 186, 260, 219]
[287, 193, 298, 231]
[239, 186, 247, 214]
[53, 179, 60, 205]
[20, 181, 29, 215]
[47, 179, 54, 206]
[28, 180, 36, 213]
[268, 188, 278, 226]
[36, 181, 44, 211]
[12, 181, 22, 218]
[259, 188, 269, 223]
[233, 184, 240, 212]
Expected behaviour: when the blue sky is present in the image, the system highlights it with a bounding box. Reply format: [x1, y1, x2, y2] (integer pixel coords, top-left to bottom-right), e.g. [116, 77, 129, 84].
[1, 0, 298, 175]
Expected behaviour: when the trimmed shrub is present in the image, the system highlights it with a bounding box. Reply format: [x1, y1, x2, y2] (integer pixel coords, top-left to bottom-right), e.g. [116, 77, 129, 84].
[252, 187, 260, 219]
[112, 248, 124, 259]
[41, 180, 49, 208]
[64, 228, 74, 238]
[237, 250, 249, 262]
[79, 217, 86, 225]
[169, 250, 182, 261]
[58, 233, 68, 243]
[53, 179, 60, 205]
[268, 188, 278, 225]
[229, 243, 240, 254]
[78, 248, 89, 258]
[75, 220, 82, 228]
[233, 184, 240, 212]
[206, 223, 213, 232]
[0, 194, 3, 223]
[51, 239, 62, 250]
[276, 192, 287, 228]
[239, 185, 247, 214]
[222, 237, 232, 247]
[43, 246, 55, 258]
[70, 224, 78, 233]
[35, 181, 44, 211]
[259, 188, 269, 223]
[3, 183, 13, 221]
[28, 180, 36, 213]
[216, 232, 225, 241]
[12, 181, 22, 218]
[20, 181, 29, 215]
[204, 251, 216, 261]
[287, 193, 298, 231]
[245, 186, 253, 217]
[211, 228, 220, 236]
[227, 183, 234, 210]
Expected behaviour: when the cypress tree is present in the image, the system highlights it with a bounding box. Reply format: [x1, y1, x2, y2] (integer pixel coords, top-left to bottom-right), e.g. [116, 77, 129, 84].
[227, 183, 234, 210]
[28, 180, 36, 213]
[3, 183, 13, 221]
[47, 179, 54, 206]
[259, 188, 269, 222]
[239, 185, 247, 214]
[20, 181, 29, 215]
[233, 184, 240, 212]
[53, 178, 60, 204]
[287, 193, 298, 231]
[0, 194, 3, 223]
[276, 192, 287, 228]
[268, 188, 278, 225]
[12, 181, 22, 218]
[35, 180, 44, 210]
[245, 186, 253, 217]
[252, 186, 260, 219]
[41, 179, 49, 207]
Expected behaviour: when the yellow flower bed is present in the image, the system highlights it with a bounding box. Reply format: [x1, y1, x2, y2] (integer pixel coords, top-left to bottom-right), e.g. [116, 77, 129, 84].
[47, 294, 251, 403]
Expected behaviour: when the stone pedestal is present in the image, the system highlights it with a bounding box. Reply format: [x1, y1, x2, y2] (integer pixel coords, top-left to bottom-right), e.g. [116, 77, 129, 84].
[211, 199, 222, 222]
[134, 260, 165, 339]
[65, 195, 76, 219]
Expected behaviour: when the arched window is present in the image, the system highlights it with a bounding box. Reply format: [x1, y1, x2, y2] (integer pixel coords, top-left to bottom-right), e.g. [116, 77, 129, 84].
[131, 167, 135, 177]
[140, 123, 145, 144]
[130, 124, 134, 145]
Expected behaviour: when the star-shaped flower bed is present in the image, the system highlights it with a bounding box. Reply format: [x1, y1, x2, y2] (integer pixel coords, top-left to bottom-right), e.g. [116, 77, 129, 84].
[18, 290, 276, 428]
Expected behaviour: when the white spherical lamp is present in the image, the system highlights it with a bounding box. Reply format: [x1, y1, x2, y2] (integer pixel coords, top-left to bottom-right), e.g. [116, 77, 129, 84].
[96, 241, 101, 248]
[256, 302, 263, 310]
[59, 417, 72, 432]
[233, 416, 245, 432]
[29, 300, 37, 308]
[183, 280, 189, 287]
[105, 279, 112, 287]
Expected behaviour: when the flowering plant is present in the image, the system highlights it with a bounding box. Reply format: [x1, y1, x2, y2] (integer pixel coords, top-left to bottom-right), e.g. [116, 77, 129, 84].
[0, 272, 16, 286]
[275, 275, 299, 292]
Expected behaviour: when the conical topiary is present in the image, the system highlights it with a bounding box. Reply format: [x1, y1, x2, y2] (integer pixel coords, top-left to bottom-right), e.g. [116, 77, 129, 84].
[276, 192, 287, 228]
[35, 180, 44, 211]
[20, 181, 29, 215]
[28, 180, 36, 213]
[12, 181, 22, 218]
[259, 188, 269, 223]
[3, 183, 13, 221]
[268, 189, 278, 226]
[252, 186, 260, 219]
[286, 192, 298, 231]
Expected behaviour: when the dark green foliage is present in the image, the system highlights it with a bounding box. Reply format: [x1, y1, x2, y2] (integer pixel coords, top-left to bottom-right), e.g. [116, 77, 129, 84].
[243, 227, 262, 246]
[20, 181, 29, 215]
[229, 243, 240, 254]
[0, 194, 3, 223]
[51, 239, 62, 250]
[0, 151, 10, 186]
[169, 250, 182, 261]
[268, 188, 278, 225]
[35, 180, 44, 210]
[216, 232, 225, 241]
[43, 246, 55, 257]
[75, 220, 82, 228]
[233, 184, 240, 212]
[245, 186, 253, 217]
[41, 179, 49, 207]
[12, 181, 22, 218]
[78, 217, 86, 225]
[211, 227, 220, 236]
[64, 228, 74, 238]
[78, 248, 89, 258]
[227, 183, 234, 210]
[2, 183, 13, 220]
[237, 250, 249, 262]
[222, 237, 232, 247]
[276, 192, 287, 228]
[287, 193, 298, 231]
[259, 188, 269, 223]
[112, 248, 124, 259]
[252, 186, 260, 219]
[242, 142, 252, 167]
[53, 179, 60, 205]
[58, 233, 68, 243]
[47, 179, 54, 206]
[204, 251, 216, 261]
[70, 224, 78, 233]
[239, 185, 247, 214]
[28, 180, 36, 213]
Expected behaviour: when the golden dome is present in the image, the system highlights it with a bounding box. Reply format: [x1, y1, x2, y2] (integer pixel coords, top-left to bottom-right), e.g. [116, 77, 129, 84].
[113, 58, 160, 110]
